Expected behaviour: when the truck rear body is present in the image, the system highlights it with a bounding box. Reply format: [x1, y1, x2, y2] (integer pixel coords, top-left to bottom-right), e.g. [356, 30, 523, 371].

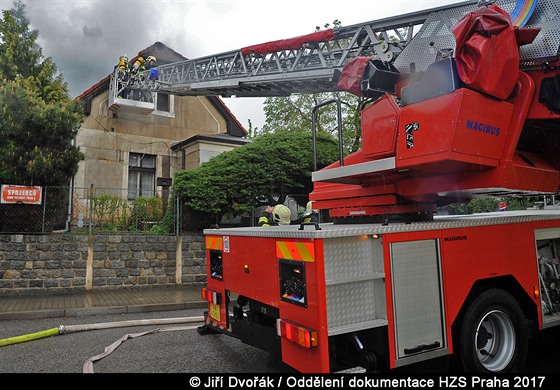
[200, 210, 560, 373]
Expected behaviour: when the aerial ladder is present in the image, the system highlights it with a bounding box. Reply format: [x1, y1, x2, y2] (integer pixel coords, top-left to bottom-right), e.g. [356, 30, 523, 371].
[113, 0, 560, 221]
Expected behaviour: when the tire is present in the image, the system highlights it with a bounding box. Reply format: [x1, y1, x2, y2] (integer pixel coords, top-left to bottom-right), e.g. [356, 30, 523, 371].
[456, 288, 528, 373]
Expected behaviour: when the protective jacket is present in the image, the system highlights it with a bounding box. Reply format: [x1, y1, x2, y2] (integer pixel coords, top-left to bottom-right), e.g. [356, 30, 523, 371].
[258, 211, 276, 227]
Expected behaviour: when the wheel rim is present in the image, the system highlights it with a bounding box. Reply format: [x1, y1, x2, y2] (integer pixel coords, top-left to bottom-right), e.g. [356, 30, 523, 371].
[475, 309, 516, 372]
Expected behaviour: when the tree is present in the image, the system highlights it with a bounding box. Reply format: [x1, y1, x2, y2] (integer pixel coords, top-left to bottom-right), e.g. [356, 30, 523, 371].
[0, 1, 84, 186]
[260, 91, 365, 154]
[173, 131, 340, 229]
[0, 1, 69, 103]
[0, 1, 83, 232]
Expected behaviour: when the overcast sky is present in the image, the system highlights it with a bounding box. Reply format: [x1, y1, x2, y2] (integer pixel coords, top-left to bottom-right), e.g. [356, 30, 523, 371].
[3, 0, 466, 130]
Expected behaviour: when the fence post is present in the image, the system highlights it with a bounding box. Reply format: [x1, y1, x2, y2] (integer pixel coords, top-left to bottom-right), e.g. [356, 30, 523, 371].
[42, 186, 47, 233]
[89, 184, 94, 236]
[176, 194, 180, 236]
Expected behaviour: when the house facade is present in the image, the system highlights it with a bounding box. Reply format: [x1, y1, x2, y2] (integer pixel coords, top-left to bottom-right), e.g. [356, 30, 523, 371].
[74, 42, 249, 204]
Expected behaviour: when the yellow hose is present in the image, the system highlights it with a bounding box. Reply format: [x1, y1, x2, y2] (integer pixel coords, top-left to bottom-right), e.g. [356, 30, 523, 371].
[0, 327, 60, 347]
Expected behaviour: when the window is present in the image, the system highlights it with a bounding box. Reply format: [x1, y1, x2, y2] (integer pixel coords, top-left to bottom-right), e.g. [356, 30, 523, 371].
[152, 93, 175, 118]
[156, 93, 170, 111]
[128, 153, 156, 200]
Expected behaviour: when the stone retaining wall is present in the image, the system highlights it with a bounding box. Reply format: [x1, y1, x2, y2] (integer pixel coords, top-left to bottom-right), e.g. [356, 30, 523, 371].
[0, 233, 206, 295]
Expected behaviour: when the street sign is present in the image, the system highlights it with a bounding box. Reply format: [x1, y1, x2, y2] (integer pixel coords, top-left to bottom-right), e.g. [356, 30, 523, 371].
[1, 185, 43, 205]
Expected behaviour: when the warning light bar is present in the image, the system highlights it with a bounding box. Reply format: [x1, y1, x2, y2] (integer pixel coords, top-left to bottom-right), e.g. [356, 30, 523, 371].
[201, 287, 222, 304]
[276, 318, 318, 348]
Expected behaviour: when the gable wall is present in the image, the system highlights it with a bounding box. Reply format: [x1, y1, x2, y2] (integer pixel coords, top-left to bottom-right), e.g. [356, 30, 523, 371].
[75, 89, 229, 193]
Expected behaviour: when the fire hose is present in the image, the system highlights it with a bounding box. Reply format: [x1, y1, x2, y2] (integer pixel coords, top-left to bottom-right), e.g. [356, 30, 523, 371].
[0, 315, 204, 373]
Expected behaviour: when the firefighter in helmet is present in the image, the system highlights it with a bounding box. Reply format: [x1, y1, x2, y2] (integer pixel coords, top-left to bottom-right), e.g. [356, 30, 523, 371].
[144, 56, 158, 80]
[130, 55, 157, 101]
[114, 54, 130, 98]
[302, 201, 319, 224]
[145, 56, 157, 70]
[133, 55, 157, 74]
[258, 204, 291, 226]
[115, 54, 130, 74]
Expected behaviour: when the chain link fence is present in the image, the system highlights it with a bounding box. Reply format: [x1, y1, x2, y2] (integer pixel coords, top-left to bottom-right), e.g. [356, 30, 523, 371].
[0, 185, 184, 234]
[1, 186, 75, 234]
[0, 185, 317, 234]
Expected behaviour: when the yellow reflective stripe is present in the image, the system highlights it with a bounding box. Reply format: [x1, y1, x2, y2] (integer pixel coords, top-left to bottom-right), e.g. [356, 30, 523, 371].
[276, 241, 292, 259]
[294, 242, 314, 262]
[206, 236, 222, 250]
[276, 241, 315, 262]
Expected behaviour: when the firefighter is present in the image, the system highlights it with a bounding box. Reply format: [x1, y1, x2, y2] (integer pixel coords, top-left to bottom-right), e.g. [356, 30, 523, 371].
[258, 204, 291, 226]
[144, 56, 157, 70]
[130, 55, 157, 101]
[301, 201, 319, 224]
[115, 54, 130, 74]
[143, 56, 159, 80]
[132, 55, 156, 75]
[131, 56, 145, 75]
[114, 54, 130, 98]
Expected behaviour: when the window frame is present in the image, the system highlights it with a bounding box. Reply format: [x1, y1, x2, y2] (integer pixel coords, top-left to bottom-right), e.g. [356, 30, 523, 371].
[151, 93, 175, 118]
[128, 152, 156, 200]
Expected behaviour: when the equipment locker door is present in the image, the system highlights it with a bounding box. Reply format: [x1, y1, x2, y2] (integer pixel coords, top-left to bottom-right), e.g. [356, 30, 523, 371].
[390, 239, 446, 364]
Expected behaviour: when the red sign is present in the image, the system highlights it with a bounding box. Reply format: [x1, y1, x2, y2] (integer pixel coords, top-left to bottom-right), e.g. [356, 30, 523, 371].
[1, 185, 43, 205]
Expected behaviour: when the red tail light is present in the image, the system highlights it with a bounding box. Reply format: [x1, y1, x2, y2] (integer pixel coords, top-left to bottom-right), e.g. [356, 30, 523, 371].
[276, 318, 318, 348]
[201, 287, 221, 304]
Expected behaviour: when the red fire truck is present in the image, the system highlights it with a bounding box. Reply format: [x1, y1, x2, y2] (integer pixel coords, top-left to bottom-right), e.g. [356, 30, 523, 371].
[123, 0, 560, 373]
[200, 209, 560, 373]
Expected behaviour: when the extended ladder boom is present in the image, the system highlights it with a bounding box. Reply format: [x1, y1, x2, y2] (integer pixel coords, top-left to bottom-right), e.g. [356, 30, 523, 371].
[135, 0, 476, 97]
[131, 0, 557, 98]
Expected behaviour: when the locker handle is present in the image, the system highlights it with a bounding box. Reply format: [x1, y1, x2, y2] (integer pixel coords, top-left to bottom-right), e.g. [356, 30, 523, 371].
[299, 222, 321, 230]
[403, 341, 440, 355]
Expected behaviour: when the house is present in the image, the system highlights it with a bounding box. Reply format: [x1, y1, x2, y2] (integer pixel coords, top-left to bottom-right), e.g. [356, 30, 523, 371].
[74, 42, 250, 203]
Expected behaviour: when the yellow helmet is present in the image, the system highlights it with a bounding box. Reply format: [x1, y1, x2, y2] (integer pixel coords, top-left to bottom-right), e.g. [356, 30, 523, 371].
[304, 201, 314, 215]
[272, 204, 291, 225]
[147, 56, 156, 63]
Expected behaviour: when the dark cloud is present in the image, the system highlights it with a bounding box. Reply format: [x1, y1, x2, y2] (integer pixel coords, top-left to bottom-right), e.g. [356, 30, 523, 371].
[21, 0, 175, 97]
[82, 25, 102, 39]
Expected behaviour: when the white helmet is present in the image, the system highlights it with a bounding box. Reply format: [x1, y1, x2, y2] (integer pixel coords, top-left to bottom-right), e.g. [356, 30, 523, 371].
[272, 204, 291, 225]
